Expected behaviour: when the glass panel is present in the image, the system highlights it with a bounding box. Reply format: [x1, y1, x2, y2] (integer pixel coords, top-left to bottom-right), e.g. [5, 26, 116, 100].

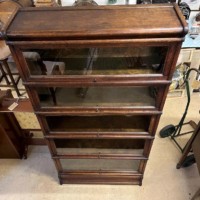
[60, 159, 140, 171]
[46, 115, 150, 132]
[55, 139, 144, 155]
[37, 86, 158, 108]
[23, 46, 167, 76]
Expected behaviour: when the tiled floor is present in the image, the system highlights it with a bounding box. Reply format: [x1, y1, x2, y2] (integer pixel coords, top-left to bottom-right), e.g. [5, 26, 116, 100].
[0, 93, 199, 200]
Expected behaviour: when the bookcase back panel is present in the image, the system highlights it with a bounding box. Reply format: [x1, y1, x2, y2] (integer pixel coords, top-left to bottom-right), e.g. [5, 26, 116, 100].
[54, 138, 145, 155]
[45, 115, 150, 133]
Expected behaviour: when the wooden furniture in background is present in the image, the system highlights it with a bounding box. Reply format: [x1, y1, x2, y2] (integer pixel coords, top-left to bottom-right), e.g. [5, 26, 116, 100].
[0, 92, 45, 149]
[0, 90, 25, 158]
[2, 4, 188, 185]
[0, 111, 25, 158]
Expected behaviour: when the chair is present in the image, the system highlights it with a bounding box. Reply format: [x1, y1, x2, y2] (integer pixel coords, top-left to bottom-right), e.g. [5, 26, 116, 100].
[0, 40, 22, 96]
[0, 1, 22, 96]
[0, 0, 35, 96]
[0, 62, 10, 85]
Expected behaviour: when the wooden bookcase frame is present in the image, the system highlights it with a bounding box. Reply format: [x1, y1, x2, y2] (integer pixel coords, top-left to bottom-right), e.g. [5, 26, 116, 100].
[3, 4, 187, 185]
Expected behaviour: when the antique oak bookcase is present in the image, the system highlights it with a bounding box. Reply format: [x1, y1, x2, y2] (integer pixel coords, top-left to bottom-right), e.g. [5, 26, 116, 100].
[3, 4, 187, 185]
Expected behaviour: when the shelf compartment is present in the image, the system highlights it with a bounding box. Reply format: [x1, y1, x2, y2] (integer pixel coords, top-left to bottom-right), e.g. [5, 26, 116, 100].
[23, 46, 168, 77]
[59, 158, 141, 171]
[53, 138, 145, 156]
[45, 115, 151, 133]
[35, 86, 159, 108]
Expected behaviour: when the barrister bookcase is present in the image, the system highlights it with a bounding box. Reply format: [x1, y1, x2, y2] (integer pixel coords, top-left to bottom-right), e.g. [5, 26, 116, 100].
[2, 4, 187, 185]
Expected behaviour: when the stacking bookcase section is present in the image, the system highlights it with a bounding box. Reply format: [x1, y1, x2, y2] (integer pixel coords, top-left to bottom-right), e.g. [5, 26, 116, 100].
[52, 138, 146, 156]
[49, 138, 151, 184]
[45, 115, 150, 133]
[3, 4, 188, 185]
[27, 85, 167, 111]
[18, 46, 170, 79]
[39, 114, 159, 137]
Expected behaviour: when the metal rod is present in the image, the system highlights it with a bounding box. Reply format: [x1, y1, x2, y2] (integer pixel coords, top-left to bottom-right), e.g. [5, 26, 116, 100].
[173, 131, 194, 137]
[171, 137, 183, 152]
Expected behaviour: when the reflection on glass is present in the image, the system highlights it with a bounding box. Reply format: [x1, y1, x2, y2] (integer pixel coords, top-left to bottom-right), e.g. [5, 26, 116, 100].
[24, 47, 167, 76]
[37, 86, 157, 108]
[55, 139, 144, 155]
[60, 159, 140, 171]
[46, 115, 150, 132]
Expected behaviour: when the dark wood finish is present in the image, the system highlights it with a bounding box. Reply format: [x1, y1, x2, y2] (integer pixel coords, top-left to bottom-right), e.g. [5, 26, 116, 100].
[26, 137, 46, 145]
[3, 4, 187, 185]
[0, 89, 25, 158]
[59, 172, 142, 185]
[3, 4, 187, 40]
[0, 91, 45, 156]
[0, 112, 25, 158]
[0, 97, 46, 146]
[0, 98, 33, 112]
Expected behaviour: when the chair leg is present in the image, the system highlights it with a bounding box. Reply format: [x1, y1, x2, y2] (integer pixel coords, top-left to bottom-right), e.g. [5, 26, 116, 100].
[2, 59, 21, 97]
[0, 62, 10, 85]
